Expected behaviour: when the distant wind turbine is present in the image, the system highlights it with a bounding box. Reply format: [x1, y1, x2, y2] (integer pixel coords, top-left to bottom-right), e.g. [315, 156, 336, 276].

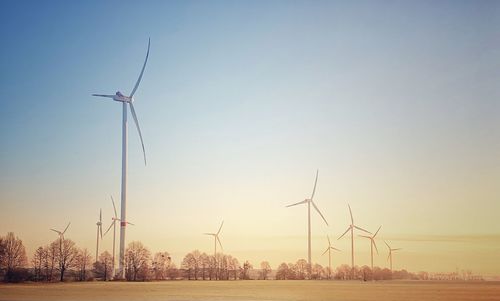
[286, 170, 328, 273]
[92, 38, 150, 279]
[322, 235, 340, 280]
[50, 222, 70, 255]
[338, 204, 371, 277]
[385, 241, 401, 272]
[95, 209, 103, 263]
[103, 196, 134, 276]
[204, 220, 224, 260]
[359, 225, 381, 277]
[50, 222, 71, 241]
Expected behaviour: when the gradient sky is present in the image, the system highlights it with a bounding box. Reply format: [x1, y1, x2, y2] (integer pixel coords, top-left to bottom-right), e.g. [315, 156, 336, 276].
[1, 1, 499, 276]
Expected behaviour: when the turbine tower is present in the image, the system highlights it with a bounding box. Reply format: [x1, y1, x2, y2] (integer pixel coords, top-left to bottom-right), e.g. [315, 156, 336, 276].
[359, 225, 381, 278]
[92, 39, 150, 279]
[321, 235, 340, 280]
[384, 241, 401, 272]
[338, 204, 371, 278]
[104, 195, 134, 276]
[95, 209, 103, 263]
[286, 170, 328, 273]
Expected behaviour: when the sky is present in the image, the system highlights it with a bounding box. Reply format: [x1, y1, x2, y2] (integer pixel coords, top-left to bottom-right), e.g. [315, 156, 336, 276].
[0, 0, 499, 276]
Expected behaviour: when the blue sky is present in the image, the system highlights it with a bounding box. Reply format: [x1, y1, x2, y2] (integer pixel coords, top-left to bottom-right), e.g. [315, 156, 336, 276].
[1, 1, 499, 275]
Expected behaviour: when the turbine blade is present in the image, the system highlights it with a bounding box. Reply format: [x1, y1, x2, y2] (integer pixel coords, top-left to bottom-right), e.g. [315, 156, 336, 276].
[310, 169, 319, 200]
[50, 229, 61, 234]
[374, 225, 381, 238]
[103, 221, 114, 236]
[130, 38, 150, 98]
[332, 247, 341, 251]
[129, 102, 147, 166]
[217, 220, 224, 235]
[62, 222, 70, 235]
[354, 225, 371, 234]
[327, 235, 331, 246]
[384, 241, 390, 249]
[358, 235, 371, 239]
[373, 240, 379, 255]
[392, 248, 402, 251]
[92, 94, 115, 98]
[348, 204, 353, 224]
[111, 195, 117, 218]
[99, 225, 103, 239]
[322, 248, 329, 256]
[203, 233, 216, 236]
[338, 226, 351, 240]
[99, 208, 102, 223]
[387, 253, 391, 261]
[311, 201, 328, 226]
[127, 222, 135, 226]
[285, 200, 308, 207]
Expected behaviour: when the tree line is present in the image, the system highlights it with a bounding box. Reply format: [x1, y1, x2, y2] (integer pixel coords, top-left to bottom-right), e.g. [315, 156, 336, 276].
[0, 232, 480, 282]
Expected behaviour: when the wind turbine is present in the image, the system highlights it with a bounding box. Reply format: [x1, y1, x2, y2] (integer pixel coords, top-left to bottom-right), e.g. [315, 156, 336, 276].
[359, 225, 381, 277]
[203, 220, 224, 259]
[95, 209, 104, 263]
[92, 38, 150, 279]
[50, 222, 71, 241]
[103, 195, 134, 276]
[286, 170, 328, 274]
[384, 241, 401, 272]
[321, 235, 340, 280]
[338, 204, 371, 277]
[50, 222, 70, 256]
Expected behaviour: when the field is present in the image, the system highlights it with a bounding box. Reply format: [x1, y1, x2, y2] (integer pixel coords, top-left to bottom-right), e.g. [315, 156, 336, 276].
[1, 281, 500, 301]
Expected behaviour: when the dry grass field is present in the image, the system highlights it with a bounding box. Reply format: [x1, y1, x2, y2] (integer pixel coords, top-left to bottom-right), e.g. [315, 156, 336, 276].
[1, 280, 500, 301]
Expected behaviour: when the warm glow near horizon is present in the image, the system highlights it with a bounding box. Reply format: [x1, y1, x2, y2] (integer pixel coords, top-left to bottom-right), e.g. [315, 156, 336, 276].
[0, 1, 499, 278]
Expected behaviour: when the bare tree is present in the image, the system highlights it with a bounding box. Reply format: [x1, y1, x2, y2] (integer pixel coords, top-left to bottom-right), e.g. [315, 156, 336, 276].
[260, 261, 271, 280]
[1, 232, 27, 281]
[181, 252, 196, 280]
[40, 243, 58, 282]
[54, 238, 78, 282]
[311, 263, 324, 280]
[167, 262, 178, 280]
[152, 251, 171, 280]
[125, 241, 151, 281]
[275, 262, 289, 280]
[32, 247, 45, 281]
[240, 260, 253, 280]
[295, 259, 308, 280]
[200, 252, 209, 280]
[93, 251, 113, 280]
[74, 248, 92, 281]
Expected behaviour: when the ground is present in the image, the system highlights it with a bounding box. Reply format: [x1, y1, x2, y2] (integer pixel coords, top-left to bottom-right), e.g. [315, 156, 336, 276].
[1, 280, 499, 301]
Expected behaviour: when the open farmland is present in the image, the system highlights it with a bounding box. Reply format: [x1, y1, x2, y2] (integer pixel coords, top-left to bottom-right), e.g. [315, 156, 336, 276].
[1, 280, 499, 301]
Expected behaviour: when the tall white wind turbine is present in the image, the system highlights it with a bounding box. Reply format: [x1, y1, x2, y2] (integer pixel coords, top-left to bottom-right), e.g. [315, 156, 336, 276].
[95, 209, 103, 263]
[384, 241, 401, 272]
[338, 204, 371, 277]
[92, 39, 150, 279]
[322, 235, 340, 280]
[103, 195, 134, 276]
[286, 170, 329, 273]
[359, 225, 381, 277]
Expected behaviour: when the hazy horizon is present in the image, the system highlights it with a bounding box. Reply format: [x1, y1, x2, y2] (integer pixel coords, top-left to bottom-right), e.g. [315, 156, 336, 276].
[1, 1, 499, 277]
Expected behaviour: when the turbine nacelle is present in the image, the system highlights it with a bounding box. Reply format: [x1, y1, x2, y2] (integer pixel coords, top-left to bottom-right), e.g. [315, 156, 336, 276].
[114, 91, 132, 103]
